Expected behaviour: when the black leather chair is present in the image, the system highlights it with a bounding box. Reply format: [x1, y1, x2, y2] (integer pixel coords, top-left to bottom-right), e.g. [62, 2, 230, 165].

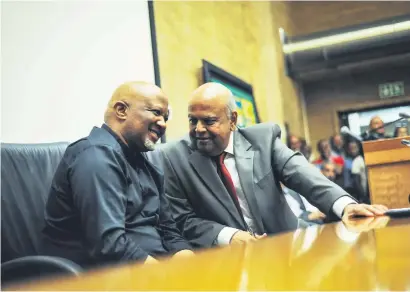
[1, 143, 83, 286]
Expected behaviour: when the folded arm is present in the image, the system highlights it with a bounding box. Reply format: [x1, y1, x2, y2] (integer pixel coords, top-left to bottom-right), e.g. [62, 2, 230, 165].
[157, 179, 193, 254]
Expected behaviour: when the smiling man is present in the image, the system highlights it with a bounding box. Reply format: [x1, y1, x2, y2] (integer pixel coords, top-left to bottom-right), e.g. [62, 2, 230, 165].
[42, 81, 193, 268]
[159, 82, 387, 248]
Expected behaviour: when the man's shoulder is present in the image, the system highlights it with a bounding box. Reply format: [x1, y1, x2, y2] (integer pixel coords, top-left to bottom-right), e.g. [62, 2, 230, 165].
[240, 122, 281, 136]
[64, 128, 122, 164]
[238, 122, 282, 146]
[159, 135, 192, 157]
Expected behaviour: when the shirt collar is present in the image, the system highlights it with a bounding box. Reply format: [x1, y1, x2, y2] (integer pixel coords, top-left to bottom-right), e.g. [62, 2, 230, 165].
[101, 123, 145, 164]
[224, 131, 234, 155]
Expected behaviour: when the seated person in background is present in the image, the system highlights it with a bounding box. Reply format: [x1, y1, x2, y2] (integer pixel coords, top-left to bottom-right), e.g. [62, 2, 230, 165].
[394, 125, 409, 137]
[312, 139, 344, 179]
[300, 137, 312, 161]
[42, 81, 193, 268]
[351, 152, 369, 204]
[342, 140, 355, 192]
[282, 183, 325, 225]
[343, 141, 368, 203]
[288, 134, 302, 152]
[284, 161, 337, 225]
[362, 116, 390, 141]
[288, 135, 311, 161]
[320, 161, 336, 182]
[330, 134, 346, 158]
[159, 82, 387, 248]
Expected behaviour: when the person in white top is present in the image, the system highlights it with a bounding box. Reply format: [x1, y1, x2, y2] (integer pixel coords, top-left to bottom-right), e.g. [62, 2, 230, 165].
[351, 155, 368, 203]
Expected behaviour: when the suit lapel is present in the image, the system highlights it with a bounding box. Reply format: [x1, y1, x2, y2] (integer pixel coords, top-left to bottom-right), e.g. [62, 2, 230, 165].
[234, 130, 265, 234]
[189, 150, 244, 227]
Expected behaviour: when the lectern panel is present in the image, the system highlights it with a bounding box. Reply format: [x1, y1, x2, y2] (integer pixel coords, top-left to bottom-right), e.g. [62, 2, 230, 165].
[367, 162, 410, 208]
[363, 137, 410, 209]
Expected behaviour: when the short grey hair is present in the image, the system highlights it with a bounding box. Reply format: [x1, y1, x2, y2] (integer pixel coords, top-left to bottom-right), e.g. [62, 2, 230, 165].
[226, 92, 237, 118]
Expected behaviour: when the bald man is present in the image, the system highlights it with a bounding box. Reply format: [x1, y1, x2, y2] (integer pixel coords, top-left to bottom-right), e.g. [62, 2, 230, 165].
[42, 81, 192, 268]
[363, 116, 390, 141]
[158, 82, 387, 248]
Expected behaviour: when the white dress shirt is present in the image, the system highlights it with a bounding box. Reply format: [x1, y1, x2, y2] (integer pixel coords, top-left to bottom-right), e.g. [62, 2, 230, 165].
[216, 131, 356, 246]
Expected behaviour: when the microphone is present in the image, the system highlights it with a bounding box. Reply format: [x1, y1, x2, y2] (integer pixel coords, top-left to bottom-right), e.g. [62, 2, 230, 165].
[340, 126, 363, 142]
[399, 113, 410, 119]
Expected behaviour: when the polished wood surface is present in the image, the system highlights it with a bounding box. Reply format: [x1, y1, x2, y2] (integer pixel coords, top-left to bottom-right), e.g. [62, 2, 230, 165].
[363, 137, 410, 208]
[7, 217, 410, 291]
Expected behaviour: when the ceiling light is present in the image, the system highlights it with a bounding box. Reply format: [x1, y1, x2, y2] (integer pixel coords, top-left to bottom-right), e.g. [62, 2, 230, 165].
[282, 20, 410, 54]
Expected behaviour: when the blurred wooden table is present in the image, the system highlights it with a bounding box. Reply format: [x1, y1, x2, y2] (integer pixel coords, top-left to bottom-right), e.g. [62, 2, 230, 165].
[6, 216, 410, 291]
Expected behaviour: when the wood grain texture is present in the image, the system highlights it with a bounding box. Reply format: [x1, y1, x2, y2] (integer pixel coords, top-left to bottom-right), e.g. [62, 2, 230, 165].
[363, 136, 410, 153]
[363, 137, 410, 208]
[7, 217, 410, 291]
[367, 163, 410, 208]
[365, 149, 410, 166]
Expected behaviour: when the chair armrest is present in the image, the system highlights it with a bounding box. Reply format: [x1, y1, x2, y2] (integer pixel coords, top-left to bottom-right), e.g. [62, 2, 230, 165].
[1, 255, 83, 286]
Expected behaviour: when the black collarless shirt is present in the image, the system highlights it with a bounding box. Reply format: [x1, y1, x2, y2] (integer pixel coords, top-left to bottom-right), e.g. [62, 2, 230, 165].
[42, 125, 191, 267]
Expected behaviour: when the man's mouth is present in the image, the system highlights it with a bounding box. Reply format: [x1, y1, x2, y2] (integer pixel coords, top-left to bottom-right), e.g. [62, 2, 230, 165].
[149, 129, 161, 140]
[196, 137, 211, 141]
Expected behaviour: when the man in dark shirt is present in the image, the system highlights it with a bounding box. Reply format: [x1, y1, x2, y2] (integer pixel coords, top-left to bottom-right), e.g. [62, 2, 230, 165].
[42, 81, 193, 267]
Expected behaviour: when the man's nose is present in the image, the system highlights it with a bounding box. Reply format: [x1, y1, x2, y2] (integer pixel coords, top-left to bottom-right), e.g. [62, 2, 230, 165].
[156, 116, 167, 129]
[195, 121, 206, 133]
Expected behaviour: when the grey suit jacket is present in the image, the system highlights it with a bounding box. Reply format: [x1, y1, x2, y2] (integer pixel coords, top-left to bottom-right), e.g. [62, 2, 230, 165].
[155, 123, 352, 248]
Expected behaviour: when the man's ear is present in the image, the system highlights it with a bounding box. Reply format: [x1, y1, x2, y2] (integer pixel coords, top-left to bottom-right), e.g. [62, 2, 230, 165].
[230, 111, 238, 131]
[114, 101, 128, 120]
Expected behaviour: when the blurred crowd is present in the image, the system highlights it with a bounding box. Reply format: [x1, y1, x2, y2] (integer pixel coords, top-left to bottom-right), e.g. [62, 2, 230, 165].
[285, 115, 409, 224]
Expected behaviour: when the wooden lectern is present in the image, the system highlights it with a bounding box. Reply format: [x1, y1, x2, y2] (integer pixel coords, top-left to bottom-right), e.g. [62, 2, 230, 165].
[363, 136, 410, 208]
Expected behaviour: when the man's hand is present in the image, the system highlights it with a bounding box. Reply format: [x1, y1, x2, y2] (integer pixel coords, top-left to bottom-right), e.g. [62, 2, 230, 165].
[342, 203, 388, 222]
[172, 249, 195, 258]
[255, 233, 267, 239]
[144, 255, 159, 264]
[308, 211, 326, 221]
[230, 231, 266, 244]
[343, 216, 390, 233]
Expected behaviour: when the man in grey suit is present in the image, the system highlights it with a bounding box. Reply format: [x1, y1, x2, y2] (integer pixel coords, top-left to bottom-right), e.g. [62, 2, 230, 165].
[159, 83, 387, 248]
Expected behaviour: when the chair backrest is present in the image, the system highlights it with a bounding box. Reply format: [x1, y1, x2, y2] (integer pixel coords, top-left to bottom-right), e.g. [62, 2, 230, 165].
[1, 143, 68, 263]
